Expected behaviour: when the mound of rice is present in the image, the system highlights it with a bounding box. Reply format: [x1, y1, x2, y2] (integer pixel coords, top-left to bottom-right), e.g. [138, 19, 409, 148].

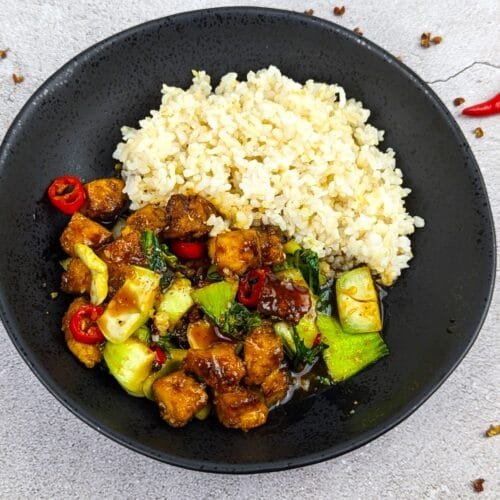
[114, 66, 424, 285]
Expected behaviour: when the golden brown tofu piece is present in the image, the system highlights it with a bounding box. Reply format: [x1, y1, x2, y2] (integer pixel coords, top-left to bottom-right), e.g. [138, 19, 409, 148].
[208, 227, 284, 275]
[162, 194, 217, 240]
[61, 297, 102, 368]
[208, 229, 260, 275]
[123, 204, 167, 235]
[214, 387, 268, 431]
[96, 231, 146, 295]
[80, 178, 127, 221]
[187, 319, 221, 350]
[60, 258, 91, 295]
[244, 323, 284, 385]
[60, 212, 112, 257]
[153, 371, 208, 428]
[259, 226, 285, 266]
[261, 368, 290, 407]
[183, 343, 245, 392]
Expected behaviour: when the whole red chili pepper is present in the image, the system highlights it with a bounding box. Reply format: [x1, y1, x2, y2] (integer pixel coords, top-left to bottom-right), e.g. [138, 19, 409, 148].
[69, 304, 105, 344]
[237, 267, 271, 308]
[48, 175, 86, 214]
[462, 93, 500, 117]
[170, 240, 205, 260]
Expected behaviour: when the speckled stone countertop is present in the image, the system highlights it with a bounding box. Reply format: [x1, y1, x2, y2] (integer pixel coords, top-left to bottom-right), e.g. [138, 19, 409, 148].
[0, 1, 498, 498]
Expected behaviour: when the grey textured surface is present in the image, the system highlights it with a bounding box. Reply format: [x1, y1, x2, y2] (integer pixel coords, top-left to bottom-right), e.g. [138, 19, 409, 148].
[0, 0, 499, 498]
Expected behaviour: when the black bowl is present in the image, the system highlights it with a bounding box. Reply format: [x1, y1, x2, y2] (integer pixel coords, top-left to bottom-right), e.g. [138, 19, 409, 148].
[0, 8, 495, 473]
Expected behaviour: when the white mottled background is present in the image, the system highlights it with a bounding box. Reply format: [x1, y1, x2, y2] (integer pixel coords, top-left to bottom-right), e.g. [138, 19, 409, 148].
[0, 1, 499, 498]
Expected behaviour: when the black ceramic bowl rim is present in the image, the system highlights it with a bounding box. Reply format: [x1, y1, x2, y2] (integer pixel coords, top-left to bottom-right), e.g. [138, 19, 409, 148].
[0, 7, 495, 473]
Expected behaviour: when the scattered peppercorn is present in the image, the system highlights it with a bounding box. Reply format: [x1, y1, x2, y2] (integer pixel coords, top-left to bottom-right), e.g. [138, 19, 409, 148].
[354, 27, 363, 35]
[453, 97, 465, 106]
[431, 36, 443, 44]
[421, 32, 431, 48]
[12, 73, 24, 84]
[304, 9, 314, 16]
[474, 127, 484, 138]
[471, 478, 485, 493]
[485, 424, 500, 437]
[333, 6, 346, 16]
[0, 48, 8, 59]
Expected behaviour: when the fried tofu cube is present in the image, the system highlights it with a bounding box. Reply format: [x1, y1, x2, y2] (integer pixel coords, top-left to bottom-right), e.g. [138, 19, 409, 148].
[208, 229, 260, 275]
[258, 226, 285, 266]
[96, 231, 146, 296]
[122, 204, 167, 235]
[244, 323, 284, 385]
[80, 178, 127, 221]
[208, 226, 285, 275]
[162, 194, 217, 240]
[214, 387, 268, 431]
[60, 258, 91, 295]
[183, 343, 245, 391]
[153, 371, 208, 427]
[60, 212, 112, 256]
[61, 297, 102, 368]
[261, 368, 290, 407]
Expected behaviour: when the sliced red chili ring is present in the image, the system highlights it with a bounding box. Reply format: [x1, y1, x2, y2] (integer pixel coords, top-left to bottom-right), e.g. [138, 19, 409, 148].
[69, 304, 105, 344]
[170, 240, 205, 260]
[48, 175, 86, 214]
[237, 267, 271, 308]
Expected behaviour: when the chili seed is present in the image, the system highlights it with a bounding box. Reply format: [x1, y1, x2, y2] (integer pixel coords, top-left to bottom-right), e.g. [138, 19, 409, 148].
[420, 32, 431, 48]
[453, 97, 465, 106]
[12, 73, 24, 84]
[471, 478, 485, 493]
[474, 127, 484, 138]
[485, 424, 500, 437]
[333, 6, 346, 16]
[50, 291, 59, 299]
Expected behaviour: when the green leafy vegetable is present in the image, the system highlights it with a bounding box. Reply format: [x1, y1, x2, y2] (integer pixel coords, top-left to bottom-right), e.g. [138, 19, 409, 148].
[336, 266, 382, 333]
[134, 324, 151, 344]
[317, 314, 388, 382]
[191, 280, 238, 322]
[219, 303, 262, 338]
[97, 266, 160, 344]
[317, 283, 334, 314]
[191, 280, 260, 339]
[103, 337, 155, 397]
[315, 375, 333, 386]
[274, 244, 321, 295]
[274, 321, 326, 371]
[155, 335, 176, 353]
[206, 264, 223, 282]
[292, 248, 320, 295]
[140, 230, 183, 292]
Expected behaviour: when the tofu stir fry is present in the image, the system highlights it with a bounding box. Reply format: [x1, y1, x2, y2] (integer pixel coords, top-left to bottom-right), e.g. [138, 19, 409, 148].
[50, 174, 389, 431]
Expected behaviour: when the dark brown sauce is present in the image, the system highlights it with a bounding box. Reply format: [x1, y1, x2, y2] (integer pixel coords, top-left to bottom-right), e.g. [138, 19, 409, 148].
[258, 274, 311, 324]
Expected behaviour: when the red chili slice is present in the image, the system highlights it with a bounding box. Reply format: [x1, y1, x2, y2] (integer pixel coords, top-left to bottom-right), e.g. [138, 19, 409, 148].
[170, 240, 205, 260]
[237, 267, 271, 308]
[154, 346, 166, 365]
[69, 304, 105, 344]
[47, 175, 86, 214]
